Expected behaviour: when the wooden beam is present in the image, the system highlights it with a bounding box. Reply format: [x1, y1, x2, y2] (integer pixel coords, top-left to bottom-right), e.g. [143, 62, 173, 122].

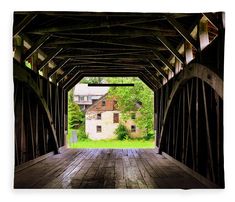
[57, 50, 150, 58]
[154, 34, 185, 63]
[199, 18, 209, 50]
[203, 13, 219, 30]
[37, 48, 63, 71]
[47, 35, 162, 51]
[56, 66, 77, 83]
[13, 61, 59, 153]
[29, 17, 176, 33]
[147, 59, 168, 79]
[143, 66, 162, 87]
[13, 14, 37, 37]
[166, 15, 198, 49]
[48, 58, 71, 78]
[22, 34, 52, 62]
[202, 81, 215, 182]
[69, 60, 149, 68]
[152, 51, 174, 72]
[184, 41, 194, 64]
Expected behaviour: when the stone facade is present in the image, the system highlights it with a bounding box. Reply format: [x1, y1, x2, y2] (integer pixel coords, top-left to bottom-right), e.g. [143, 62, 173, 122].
[85, 95, 143, 140]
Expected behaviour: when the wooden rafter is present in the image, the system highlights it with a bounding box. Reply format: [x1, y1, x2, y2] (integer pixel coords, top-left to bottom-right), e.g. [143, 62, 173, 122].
[22, 34, 52, 62]
[152, 50, 174, 72]
[13, 14, 37, 37]
[48, 58, 71, 77]
[38, 48, 63, 71]
[56, 66, 78, 83]
[203, 13, 219, 30]
[147, 59, 168, 79]
[154, 34, 185, 63]
[165, 15, 198, 49]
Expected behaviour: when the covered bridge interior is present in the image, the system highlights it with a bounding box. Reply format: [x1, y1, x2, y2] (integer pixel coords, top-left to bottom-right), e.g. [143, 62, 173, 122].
[13, 12, 224, 188]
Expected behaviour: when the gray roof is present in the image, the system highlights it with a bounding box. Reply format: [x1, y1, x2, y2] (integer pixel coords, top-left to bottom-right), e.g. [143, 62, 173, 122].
[74, 84, 109, 96]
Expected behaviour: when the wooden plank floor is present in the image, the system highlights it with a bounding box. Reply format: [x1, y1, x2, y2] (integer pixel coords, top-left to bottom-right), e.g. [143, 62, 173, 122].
[14, 148, 207, 189]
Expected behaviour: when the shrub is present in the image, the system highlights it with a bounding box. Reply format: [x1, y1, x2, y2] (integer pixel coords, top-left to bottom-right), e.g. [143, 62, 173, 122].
[144, 132, 154, 140]
[77, 125, 88, 141]
[115, 124, 130, 140]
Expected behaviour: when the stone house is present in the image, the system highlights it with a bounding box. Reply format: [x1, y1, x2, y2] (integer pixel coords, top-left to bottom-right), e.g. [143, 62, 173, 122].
[85, 94, 143, 140]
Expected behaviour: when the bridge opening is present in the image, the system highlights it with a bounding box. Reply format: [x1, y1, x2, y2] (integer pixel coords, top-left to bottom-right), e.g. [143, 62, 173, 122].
[66, 77, 155, 149]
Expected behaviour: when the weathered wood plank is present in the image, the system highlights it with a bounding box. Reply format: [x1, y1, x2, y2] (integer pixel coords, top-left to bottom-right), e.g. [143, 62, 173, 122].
[15, 148, 213, 189]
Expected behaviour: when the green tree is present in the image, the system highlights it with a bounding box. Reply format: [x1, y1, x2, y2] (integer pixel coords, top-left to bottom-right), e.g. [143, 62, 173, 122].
[79, 77, 105, 84]
[68, 89, 84, 129]
[107, 77, 154, 136]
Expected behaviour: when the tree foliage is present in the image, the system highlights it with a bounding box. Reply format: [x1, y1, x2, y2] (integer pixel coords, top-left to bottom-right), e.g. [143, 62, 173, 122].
[79, 77, 105, 84]
[68, 89, 84, 129]
[107, 77, 154, 135]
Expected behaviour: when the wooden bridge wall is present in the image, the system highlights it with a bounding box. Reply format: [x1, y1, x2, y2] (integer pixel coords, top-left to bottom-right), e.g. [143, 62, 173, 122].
[156, 37, 224, 187]
[14, 62, 65, 166]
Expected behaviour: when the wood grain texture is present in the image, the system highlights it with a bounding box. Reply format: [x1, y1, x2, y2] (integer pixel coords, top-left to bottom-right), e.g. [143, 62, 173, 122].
[14, 148, 208, 189]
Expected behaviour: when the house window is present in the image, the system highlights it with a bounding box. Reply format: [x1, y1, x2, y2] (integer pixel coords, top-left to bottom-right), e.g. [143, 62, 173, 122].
[131, 113, 136, 120]
[113, 113, 119, 123]
[80, 96, 84, 101]
[97, 113, 101, 120]
[102, 100, 106, 106]
[97, 125, 102, 133]
[131, 125, 136, 132]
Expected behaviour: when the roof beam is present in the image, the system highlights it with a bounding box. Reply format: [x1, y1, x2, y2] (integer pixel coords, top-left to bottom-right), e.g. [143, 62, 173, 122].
[203, 13, 219, 30]
[47, 35, 162, 51]
[147, 59, 168, 79]
[48, 58, 71, 77]
[13, 14, 37, 37]
[138, 72, 159, 91]
[29, 17, 175, 33]
[153, 34, 185, 63]
[22, 34, 52, 61]
[143, 66, 162, 87]
[152, 50, 174, 72]
[57, 50, 150, 58]
[165, 15, 198, 49]
[70, 60, 149, 68]
[56, 66, 77, 83]
[37, 48, 63, 71]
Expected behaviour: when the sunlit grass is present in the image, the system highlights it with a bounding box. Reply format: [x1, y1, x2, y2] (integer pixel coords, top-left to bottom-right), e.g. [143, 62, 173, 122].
[68, 139, 155, 149]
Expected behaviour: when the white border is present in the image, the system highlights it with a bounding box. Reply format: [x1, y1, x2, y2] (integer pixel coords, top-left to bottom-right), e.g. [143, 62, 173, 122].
[1, 0, 234, 202]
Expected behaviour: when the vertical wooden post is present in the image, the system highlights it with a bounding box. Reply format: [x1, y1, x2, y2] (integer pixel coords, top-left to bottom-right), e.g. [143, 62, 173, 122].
[184, 41, 194, 64]
[175, 93, 181, 158]
[215, 92, 220, 183]
[154, 91, 158, 148]
[13, 36, 23, 63]
[185, 84, 190, 164]
[175, 58, 182, 74]
[27, 93, 35, 159]
[195, 78, 199, 171]
[32, 52, 38, 73]
[199, 17, 209, 50]
[42, 66, 49, 79]
[202, 81, 215, 182]
[35, 103, 39, 156]
[20, 86, 25, 164]
[181, 87, 185, 162]
[42, 117, 46, 154]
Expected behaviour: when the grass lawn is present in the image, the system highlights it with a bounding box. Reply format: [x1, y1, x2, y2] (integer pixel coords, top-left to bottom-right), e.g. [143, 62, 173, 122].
[68, 139, 155, 149]
[67, 128, 155, 148]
